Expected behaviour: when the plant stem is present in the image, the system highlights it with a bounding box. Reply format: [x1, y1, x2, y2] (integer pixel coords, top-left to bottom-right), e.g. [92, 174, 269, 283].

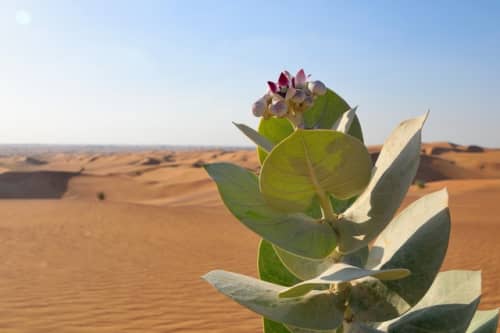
[318, 190, 337, 223]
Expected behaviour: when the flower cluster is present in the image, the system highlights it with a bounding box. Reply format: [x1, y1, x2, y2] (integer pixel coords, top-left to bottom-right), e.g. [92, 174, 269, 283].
[252, 69, 327, 120]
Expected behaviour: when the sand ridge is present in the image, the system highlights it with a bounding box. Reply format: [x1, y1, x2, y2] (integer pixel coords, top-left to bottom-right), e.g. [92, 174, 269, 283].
[0, 142, 499, 332]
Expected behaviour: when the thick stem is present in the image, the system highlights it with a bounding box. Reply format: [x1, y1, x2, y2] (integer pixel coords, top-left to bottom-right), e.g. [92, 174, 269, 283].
[342, 306, 354, 333]
[285, 112, 304, 129]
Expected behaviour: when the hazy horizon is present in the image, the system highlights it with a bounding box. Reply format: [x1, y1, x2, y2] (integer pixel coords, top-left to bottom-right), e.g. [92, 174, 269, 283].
[1, 1, 500, 147]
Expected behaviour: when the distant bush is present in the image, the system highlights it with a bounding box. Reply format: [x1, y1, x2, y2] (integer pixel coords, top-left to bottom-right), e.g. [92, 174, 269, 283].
[97, 191, 106, 201]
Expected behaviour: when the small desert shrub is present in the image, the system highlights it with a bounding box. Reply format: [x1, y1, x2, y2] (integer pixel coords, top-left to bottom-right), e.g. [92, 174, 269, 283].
[97, 191, 106, 201]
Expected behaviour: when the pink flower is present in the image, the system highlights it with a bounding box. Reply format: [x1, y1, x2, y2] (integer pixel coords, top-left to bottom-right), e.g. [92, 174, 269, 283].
[252, 68, 328, 120]
[294, 69, 307, 88]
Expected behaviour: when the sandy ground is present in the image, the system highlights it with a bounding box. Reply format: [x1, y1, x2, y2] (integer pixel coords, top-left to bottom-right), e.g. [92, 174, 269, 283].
[0, 143, 499, 332]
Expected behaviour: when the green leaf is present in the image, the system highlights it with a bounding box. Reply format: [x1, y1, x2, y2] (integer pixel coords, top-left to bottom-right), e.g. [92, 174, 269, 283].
[203, 270, 346, 330]
[257, 90, 364, 164]
[377, 270, 481, 333]
[265, 319, 292, 333]
[259, 240, 298, 333]
[259, 239, 301, 286]
[273, 245, 368, 282]
[260, 130, 372, 213]
[331, 107, 357, 133]
[285, 325, 337, 333]
[367, 189, 450, 307]
[303, 89, 359, 136]
[205, 163, 337, 259]
[285, 323, 382, 333]
[342, 246, 369, 267]
[279, 263, 410, 298]
[257, 117, 294, 163]
[234, 122, 275, 152]
[466, 309, 499, 333]
[273, 245, 336, 281]
[337, 113, 428, 254]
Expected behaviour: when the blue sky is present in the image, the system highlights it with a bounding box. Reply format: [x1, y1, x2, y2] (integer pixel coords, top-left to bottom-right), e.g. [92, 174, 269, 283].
[1, 1, 499, 146]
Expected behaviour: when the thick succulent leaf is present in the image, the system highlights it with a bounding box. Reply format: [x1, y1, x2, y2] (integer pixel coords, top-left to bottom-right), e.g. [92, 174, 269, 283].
[366, 189, 450, 307]
[280, 263, 410, 298]
[377, 270, 481, 333]
[331, 106, 357, 133]
[337, 113, 428, 254]
[273, 245, 336, 281]
[287, 324, 380, 333]
[258, 117, 294, 163]
[259, 238, 298, 333]
[203, 270, 346, 330]
[346, 323, 385, 333]
[205, 163, 337, 259]
[303, 89, 363, 142]
[257, 90, 364, 164]
[265, 319, 292, 333]
[259, 240, 301, 286]
[273, 245, 369, 282]
[285, 325, 337, 333]
[260, 130, 372, 212]
[342, 246, 369, 267]
[466, 309, 499, 333]
[233, 122, 274, 152]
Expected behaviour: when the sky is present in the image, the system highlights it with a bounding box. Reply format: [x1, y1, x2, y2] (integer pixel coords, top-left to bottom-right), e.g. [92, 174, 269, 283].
[1, 1, 499, 147]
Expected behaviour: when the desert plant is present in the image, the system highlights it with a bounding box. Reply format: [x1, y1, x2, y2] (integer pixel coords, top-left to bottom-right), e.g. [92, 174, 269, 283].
[202, 69, 499, 332]
[97, 191, 106, 201]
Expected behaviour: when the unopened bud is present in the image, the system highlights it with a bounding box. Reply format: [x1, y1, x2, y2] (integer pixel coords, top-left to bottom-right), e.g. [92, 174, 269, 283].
[270, 100, 288, 117]
[302, 95, 314, 109]
[307, 80, 327, 96]
[252, 99, 267, 117]
[291, 89, 306, 104]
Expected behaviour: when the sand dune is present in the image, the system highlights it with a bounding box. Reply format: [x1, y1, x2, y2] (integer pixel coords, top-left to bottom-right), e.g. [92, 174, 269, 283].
[0, 142, 498, 332]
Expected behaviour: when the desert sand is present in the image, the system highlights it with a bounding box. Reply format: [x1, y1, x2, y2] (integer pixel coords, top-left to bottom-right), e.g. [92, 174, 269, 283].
[0, 143, 499, 332]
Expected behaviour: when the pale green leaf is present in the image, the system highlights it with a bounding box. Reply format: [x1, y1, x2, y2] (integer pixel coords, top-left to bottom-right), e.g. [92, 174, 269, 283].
[466, 309, 499, 333]
[257, 117, 294, 163]
[203, 270, 345, 330]
[285, 325, 337, 333]
[260, 240, 298, 333]
[273, 245, 336, 281]
[205, 163, 337, 258]
[279, 263, 409, 298]
[303, 89, 361, 138]
[260, 130, 372, 213]
[273, 245, 369, 282]
[331, 107, 357, 133]
[233, 122, 274, 152]
[337, 113, 428, 254]
[367, 189, 450, 307]
[259, 240, 300, 286]
[378, 270, 481, 333]
[257, 90, 364, 164]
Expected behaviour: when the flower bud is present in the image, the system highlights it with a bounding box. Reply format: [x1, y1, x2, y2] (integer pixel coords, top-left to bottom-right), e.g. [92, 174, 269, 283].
[291, 89, 306, 104]
[252, 98, 267, 117]
[295, 69, 307, 88]
[302, 95, 314, 109]
[270, 100, 288, 117]
[307, 80, 327, 96]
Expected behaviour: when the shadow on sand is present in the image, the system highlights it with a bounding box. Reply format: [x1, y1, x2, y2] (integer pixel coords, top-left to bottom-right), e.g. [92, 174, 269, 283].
[0, 171, 79, 199]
